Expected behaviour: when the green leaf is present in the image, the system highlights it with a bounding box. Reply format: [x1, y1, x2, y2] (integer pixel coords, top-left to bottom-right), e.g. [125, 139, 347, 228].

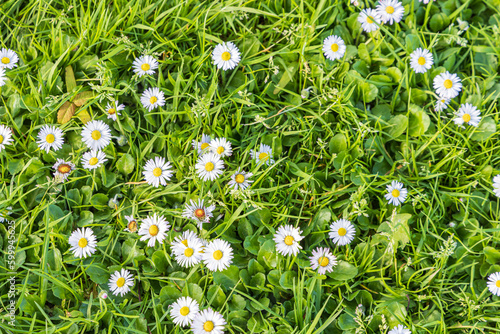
[213, 265, 240, 289]
[329, 261, 358, 281]
[86, 264, 109, 284]
[387, 115, 408, 138]
[471, 117, 496, 141]
[116, 153, 135, 175]
[90, 194, 109, 208]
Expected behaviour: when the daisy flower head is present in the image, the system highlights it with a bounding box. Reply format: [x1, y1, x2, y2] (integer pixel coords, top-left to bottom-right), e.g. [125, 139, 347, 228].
[195, 153, 224, 181]
[172, 233, 205, 268]
[493, 175, 500, 198]
[140, 87, 165, 112]
[105, 101, 125, 121]
[37, 125, 64, 153]
[309, 247, 337, 275]
[170, 296, 200, 327]
[52, 159, 75, 182]
[454, 103, 481, 127]
[228, 169, 253, 190]
[433, 71, 462, 99]
[124, 215, 138, 233]
[329, 219, 356, 246]
[252, 144, 274, 166]
[81, 120, 111, 151]
[322, 35, 346, 61]
[209, 137, 232, 157]
[376, 0, 405, 25]
[487, 272, 500, 296]
[68, 227, 97, 258]
[81, 150, 107, 170]
[132, 55, 159, 77]
[388, 325, 412, 334]
[202, 239, 233, 272]
[273, 225, 304, 256]
[143, 156, 173, 187]
[435, 97, 450, 112]
[182, 199, 215, 228]
[358, 9, 381, 33]
[0, 48, 19, 69]
[409, 48, 433, 74]
[212, 42, 241, 71]
[0, 124, 13, 152]
[193, 134, 212, 154]
[108, 269, 134, 297]
[191, 308, 226, 334]
[0, 67, 5, 86]
[138, 213, 170, 247]
[384, 181, 407, 206]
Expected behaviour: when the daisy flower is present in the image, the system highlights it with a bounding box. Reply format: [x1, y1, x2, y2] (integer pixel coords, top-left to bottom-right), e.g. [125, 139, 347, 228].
[191, 308, 226, 334]
[435, 97, 450, 112]
[329, 219, 356, 246]
[138, 213, 170, 247]
[202, 239, 233, 272]
[193, 134, 212, 154]
[108, 269, 134, 297]
[409, 48, 433, 74]
[309, 247, 337, 275]
[37, 125, 64, 153]
[252, 144, 274, 166]
[0, 48, 19, 69]
[132, 55, 159, 77]
[105, 101, 125, 121]
[52, 159, 75, 182]
[0, 124, 13, 152]
[182, 199, 215, 228]
[454, 103, 481, 127]
[487, 272, 500, 296]
[227, 169, 253, 190]
[0, 67, 6, 86]
[81, 120, 111, 151]
[388, 325, 412, 334]
[209, 137, 232, 157]
[172, 233, 205, 268]
[212, 42, 241, 71]
[195, 153, 224, 181]
[140, 87, 165, 112]
[358, 9, 381, 33]
[170, 296, 200, 327]
[493, 175, 500, 198]
[384, 181, 407, 206]
[81, 150, 107, 170]
[322, 35, 346, 61]
[68, 227, 97, 258]
[376, 0, 405, 25]
[273, 225, 304, 256]
[433, 72, 462, 99]
[143, 157, 173, 187]
[124, 215, 138, 233]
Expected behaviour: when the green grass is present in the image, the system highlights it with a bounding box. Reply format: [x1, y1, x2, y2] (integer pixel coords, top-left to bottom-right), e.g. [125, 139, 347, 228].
[1, 0, 500, 333]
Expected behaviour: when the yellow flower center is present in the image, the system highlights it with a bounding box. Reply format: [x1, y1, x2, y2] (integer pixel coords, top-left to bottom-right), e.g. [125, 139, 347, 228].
[184, 247, 194, 257]
[181, 239, 188, 246]
[418, 57, 426, 65]
[205, 162, 214, 171]
[128, 221, 137, 232]
[201, 142, 210, 150]
[141, 63, 150, 71]
[367, 17, 374, 24]
[204, 321, 215, 332]
[338, 227, 347, 236]
[213, 250, 223, 260]
[1, 57, 10, 64]
[194, 209, 205, 218]
[0, 135, 3, 144]
[149, 225, 159, 236]
[91, 130, 101, 140]
[152, 167, 162, 177]
[331, 43, 339, 52]
[258, 152, 269, 161]
[386, 6, 394, 14]
[318, 256, 329, 267]
[58, 164, 72, 174]
[391, 189, 400, 198]
[180, 306, 190, 316]
[496, 280, 500, 288]
[216, 146, 225, 154]
[108, 108, 116, 115]
[116, 277, 125, 287]
[235, 174, 245, 184]
[221, 52, 231, 61]
[150, 96, 158, 104]
[89, 157, 99, 166]
[46, 134, 55, 143]
[78, 238, 88, 248]
[443, 79, 453, 89]
[284, 235, 294, 246]
[462, 113, 471, 123]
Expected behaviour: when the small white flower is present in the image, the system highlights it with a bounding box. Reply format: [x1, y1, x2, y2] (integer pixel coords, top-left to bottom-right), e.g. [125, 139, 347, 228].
[170, 296, 200, 327]
[454, 103, 481, 127]
[0, 48, 19, 69]
[433, 71, 462, 99]
[81, 150, 107, 170]
[195, 153, 224, 181]
[105, 101, 125, 121]
[212, 42, 241, 71]
[81, 120, 112, 151]
[492, 175, 500, 198]
[0, 67, 6, 86]
[132, 55, 159, 77]
[409, 48, 433, 74]
[252, 144, 274, 166]
[309, 247, 337, 275]
[273, 225, 304, 256]
[52, 159, 75, 182]
[37, 125, 64, 153]
[329, 219, 356, 246]
[388, 324, 412, 334]
[435, 97, 450, 112]
[138, 213, 170, 247]
[0, 206, 12, 223]
[358, 9, 381, 33]
[193, 134, 212, 154]
[228, 169, 253, 190]
[143, 157, 173, 187]
[384, 181, 408, 206]
[68, 228, 97, 258]
[376, 0, 405, 25]
[487, 272, 500, 296]
[108, 269, 134, 297]
[209, 137, 232, 157]
[172, 233, 205, 268]
[191, 308, 226, 334]
[0, 124, 13, 152]
[202, 239, 233, 272]
[100, 292, 108, 299]
[124, 215, 139, 233]
[141, 87, 165, 111]
[182, 199, 215, 228]
[322, 35, 346, 61]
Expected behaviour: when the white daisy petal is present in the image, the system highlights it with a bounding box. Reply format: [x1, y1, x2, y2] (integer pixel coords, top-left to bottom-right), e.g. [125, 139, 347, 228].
[0, 48, 19, 69]
[358, 9, 381, 33]
[138, 213, 170, 247]
[68, 227, 97, 258]
[81, 120, 112, 151]
[384, 181, 408, 206]
[212, 42, 241, 71]
[328, 219, 356, 246]
[37, 125, 64, 153]
[209, 137, 232, 157]
[435, 97, 450, 112]
[273, 225, 304, 256]
[140, 87, 166, 111]
[202, 239, 233, 272]
[191, 308, 226, 334]
[309, 247, 337, 275]
[182, 199, 215, 229]
[170, 296, 200, 327]
[108, 269, 134, 297]
[81, 150, 108, 170]
[0, 67, 6, 86]
[195, 153, 224, 181]
[0, 124, 14, 152]
[143, 156, 173, 187]
[227, 169, 253, 190]
[388, 324, 412, 334]
[52, 159, 75, 182]
[453, 103, 481, 127]
[124, 215, 139, 233]
[105, 101, 125, 121]
[322, 35, 346, 61]
[376, 0, 405, 25]
[487, 272, 500, 296]
[132, 55, 159, 77]
[193, 133, 212, 154]
[433, 71, 462, 99]
[252, 144, 274, 166]
[409, 48, 433, 74]
[171, 232, 205, 268]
